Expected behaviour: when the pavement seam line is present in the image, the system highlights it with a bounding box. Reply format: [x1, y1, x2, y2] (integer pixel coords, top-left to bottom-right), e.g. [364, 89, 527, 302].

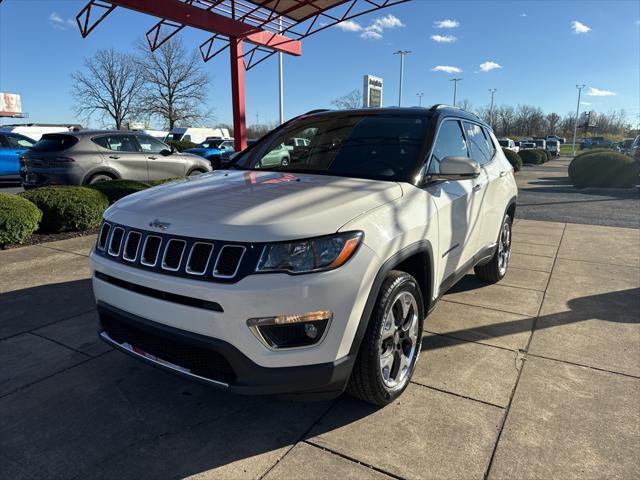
[423, 329, 519, 354]
[442, 298, 536, 318]
[28, 331, 92, 358]
[554, 255, 640, 269]
[409, 380, 505, 410]
[0, 307, 97, 342]
[485, 280, 548, 293]
[526, 352, 640, 380]
[303, 440, 406, 480]
[482, 221, 567, 480]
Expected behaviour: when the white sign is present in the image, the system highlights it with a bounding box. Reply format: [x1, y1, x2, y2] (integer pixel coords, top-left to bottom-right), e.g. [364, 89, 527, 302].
[363, 75, 383, 108]
[0, 93, 22, 115]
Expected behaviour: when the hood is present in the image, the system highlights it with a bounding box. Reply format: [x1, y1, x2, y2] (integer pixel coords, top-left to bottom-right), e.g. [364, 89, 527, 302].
[105, 170, 403, 242]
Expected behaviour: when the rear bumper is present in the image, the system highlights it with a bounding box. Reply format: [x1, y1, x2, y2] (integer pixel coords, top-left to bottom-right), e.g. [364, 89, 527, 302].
[98, 302, 354, 398]
[20, 168, 83, 186]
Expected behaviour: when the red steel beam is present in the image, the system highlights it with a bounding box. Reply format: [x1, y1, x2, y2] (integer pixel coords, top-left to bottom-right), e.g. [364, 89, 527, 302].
[229, 37, 247, 151]
[109, 0, 301, 55]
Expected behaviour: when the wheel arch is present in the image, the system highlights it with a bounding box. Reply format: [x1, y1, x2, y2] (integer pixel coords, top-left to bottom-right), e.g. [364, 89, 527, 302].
[82, 167, 121, 185]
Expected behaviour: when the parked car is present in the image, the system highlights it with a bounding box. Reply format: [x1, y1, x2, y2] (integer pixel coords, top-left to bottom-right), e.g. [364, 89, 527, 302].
[20, 130, 211, 188]
[546, 135, 566, 144]
[546, 139, 560, 156]
[164, 127, 231, 145]
[498, 138, 519, 153]
[0, 123, 79, 141]
[616, 138, 634, 155]
[0, 132, 35, 181]
[632, 135, 640, 160]
[91, 106, 517, 406]
[520, 142, 537, 150]
[533, 138, 547, 150]
[580, 137, 613, 150]
[184, 138, 235, 168]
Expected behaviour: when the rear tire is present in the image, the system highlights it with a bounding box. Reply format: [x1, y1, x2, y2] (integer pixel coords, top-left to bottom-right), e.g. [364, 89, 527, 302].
[474, 213, 512, 283]
[87, 174, 113, 185]
[187, 169, 206, 177]
[347, 270, 424, 406]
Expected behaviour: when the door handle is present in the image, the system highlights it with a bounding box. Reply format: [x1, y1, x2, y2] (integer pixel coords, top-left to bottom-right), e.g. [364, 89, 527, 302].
[472, 184, 483, 192]
[108, 155, 120, 159]
[499, 171, 507, 178]
[148, 156, 158, 160]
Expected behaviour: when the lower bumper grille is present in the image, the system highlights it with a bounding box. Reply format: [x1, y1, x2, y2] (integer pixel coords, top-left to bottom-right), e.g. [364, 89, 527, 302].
[100, 311, 236, 385]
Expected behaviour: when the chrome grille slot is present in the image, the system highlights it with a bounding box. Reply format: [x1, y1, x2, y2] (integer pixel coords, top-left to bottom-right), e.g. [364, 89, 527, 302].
[123, 231, 142, 262]
[97, 222, 111, 251]
[162, 239, 186, 271]
[108, 227, 125, 257]
[186, 242, 214, 275]
[141, 236, 162, 267]
[213, 245, 246, 278]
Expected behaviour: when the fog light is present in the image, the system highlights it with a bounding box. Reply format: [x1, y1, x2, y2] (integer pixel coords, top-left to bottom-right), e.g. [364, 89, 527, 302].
[247, 310, 332, 349]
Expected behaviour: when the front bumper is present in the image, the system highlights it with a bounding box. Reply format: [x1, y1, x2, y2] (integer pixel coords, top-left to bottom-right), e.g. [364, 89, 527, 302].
[98, 302, 354, 397]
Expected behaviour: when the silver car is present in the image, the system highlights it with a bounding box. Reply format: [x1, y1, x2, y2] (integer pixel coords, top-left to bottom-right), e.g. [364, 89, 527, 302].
[20, 130, 211, 187]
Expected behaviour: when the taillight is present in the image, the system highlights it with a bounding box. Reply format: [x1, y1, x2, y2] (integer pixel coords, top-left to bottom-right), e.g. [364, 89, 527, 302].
[51, 157, 75, 166]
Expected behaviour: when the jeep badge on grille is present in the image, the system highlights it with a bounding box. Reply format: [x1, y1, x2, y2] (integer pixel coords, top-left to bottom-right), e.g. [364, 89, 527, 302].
[149, 219, 171, 230]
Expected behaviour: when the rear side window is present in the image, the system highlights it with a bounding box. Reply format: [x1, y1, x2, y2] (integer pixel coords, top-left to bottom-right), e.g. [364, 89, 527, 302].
[482, 128, 496, 158]
[33, 134, 78, 152]
[92, 135, 140, 152]
[6, 134, 35, 148]
[428, 120, 468, 174]
[463, 122, 492, 165]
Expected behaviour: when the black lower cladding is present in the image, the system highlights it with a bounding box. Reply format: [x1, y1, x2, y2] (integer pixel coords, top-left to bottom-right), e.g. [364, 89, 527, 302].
[97, 302, 354, 396]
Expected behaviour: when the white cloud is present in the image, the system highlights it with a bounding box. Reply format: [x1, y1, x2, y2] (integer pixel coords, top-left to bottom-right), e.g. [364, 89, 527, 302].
[434, 19, 459, 29]
[635, 19, 640, 25]
[361, 30, 383, 40]
[335, 20, 363, 32]
[520, 13, 527, 17]
[432, 65, 462, 74]
[357, 14, 404, 40]
[571, 20, 591, 34]
[479, 61, 502, 72]
[587, 87, 616, 97]
[373, 14, 404, 29]
[49, 12, 75, 30]
[431, 34, 457, 43]
[580, 101, 592, 106]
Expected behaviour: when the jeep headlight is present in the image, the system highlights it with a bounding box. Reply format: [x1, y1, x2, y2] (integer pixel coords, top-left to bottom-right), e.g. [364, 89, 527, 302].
[256, 232, 363, 274]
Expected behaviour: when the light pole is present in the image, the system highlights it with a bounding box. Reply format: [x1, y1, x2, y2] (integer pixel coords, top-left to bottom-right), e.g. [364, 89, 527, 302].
[450, 78, 462, 107]
[394, 50, 411, 106]
[572, 84, 586, 156]
[488, 88, 497, 128]
[416, 92, 424, 107]
[278, 17, 284, 125]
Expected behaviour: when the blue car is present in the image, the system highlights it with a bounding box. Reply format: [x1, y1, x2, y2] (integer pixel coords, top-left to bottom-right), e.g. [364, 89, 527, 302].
[0, 132, 36, 180]
[184, 139, 235, 168]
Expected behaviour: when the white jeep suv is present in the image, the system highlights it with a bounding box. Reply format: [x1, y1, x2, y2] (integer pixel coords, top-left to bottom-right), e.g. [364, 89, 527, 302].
[91, 106, 517, 406]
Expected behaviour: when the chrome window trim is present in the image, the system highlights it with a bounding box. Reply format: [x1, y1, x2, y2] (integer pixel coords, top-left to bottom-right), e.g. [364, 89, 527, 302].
[96, 222, 111, 251]
[140, 235, 163, 267]
[107, 226, 125, 257]
[213, 245, 246, 279]
[161, 238, 187, 272]
[122, 231, 142, 262]
[185, 242, 215, 276]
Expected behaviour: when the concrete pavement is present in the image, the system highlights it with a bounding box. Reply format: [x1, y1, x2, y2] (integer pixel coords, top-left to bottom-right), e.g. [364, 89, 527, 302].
[1, 220, 638, 479]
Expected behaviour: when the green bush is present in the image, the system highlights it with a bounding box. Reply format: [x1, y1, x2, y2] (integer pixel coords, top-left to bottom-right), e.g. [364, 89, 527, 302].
[569, 152, 639, 188]
[542, 149, 552, 162]
[20, 186, 109, 233]
[166, 140, 197, 152]
[502, 148, 522, 172]
[574, 148, 614, 159]
[147, 177, 183, 187]
[0, 193, 42, 246]
[89, 179, 150, 204]
[518, 149, 543, 165]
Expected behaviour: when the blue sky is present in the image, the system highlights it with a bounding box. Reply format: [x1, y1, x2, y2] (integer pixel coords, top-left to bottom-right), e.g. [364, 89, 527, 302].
[1, 0, 639, 129]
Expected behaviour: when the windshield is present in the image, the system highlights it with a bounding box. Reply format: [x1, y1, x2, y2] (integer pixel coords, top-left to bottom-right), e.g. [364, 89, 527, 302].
[498, 140, 509, 147]
[164, 133, 183, 142]
[234, 114, 430, 182]
[33, 134, 78, 152]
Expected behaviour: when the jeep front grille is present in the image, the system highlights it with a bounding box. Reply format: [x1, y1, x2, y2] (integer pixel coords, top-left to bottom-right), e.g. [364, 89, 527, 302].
[96, 222, 259, 283]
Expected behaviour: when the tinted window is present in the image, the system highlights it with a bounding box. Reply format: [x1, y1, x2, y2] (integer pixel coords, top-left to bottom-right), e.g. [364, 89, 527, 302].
[236, 115, 429, 181]
[0, 135, 9, 148]
[221, 141, 234, 149]
[199, 139, 223, 149]
[6, 134, 35, 149]
[483, 128, 496, 157]
[137, 135, 168, 153]
[428, 120, 468, 174]
[498, 139, 509, 147]
[33, 134, 78, 152]
[92, 135, 139, 152]
[164, 133, 183, 142]
[464, 122, 492, 165]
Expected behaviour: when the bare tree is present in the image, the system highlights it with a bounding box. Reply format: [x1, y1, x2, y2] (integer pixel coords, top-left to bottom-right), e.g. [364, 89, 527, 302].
[71, 48, 144, 129]
[331, 90, 362, 110]
[137, 37, 212, 129]
[457, 99, 474, 112]
[546, 112, 561, 133]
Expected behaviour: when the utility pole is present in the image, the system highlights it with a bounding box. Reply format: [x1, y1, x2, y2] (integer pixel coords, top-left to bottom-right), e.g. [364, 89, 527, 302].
[489, 88, 497, 128]
[416, 92, 424, 107]
[278, 17, 284, 125]
[394, 50, 411, 106]
[572, 84, 586, 156]
[450, 78, 462, 107]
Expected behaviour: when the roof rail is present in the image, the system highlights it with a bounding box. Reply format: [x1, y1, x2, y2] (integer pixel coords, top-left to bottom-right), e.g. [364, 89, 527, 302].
[429, 104, 449, 111]
[429, 104, 484, 122]
[304, 109, 331, 115]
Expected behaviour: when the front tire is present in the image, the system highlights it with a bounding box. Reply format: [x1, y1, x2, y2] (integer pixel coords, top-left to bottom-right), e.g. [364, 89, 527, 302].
[347, 270, 424, 406]
[475, 213, 512, 283]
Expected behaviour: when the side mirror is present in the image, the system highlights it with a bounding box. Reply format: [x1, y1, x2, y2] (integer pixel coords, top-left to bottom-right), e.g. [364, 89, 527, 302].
[431, 156, 480, 180]
[160, 148, 172, 156]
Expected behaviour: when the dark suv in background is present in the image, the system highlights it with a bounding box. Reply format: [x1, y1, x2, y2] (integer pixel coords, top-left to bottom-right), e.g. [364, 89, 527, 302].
[20, 131, 211, 188]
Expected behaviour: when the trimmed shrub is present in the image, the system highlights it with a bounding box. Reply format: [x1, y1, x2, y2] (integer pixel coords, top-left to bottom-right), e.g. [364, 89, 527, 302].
[502, 148, 522, 172]
[89, 179, 150, 204]
[147, 177, 183, 186]
[0, 193, 42, 246]
[20, 186, 109, 233]
[518, 149, 543, 165]
[574, 148, 614, 159]
[166, 140, 197, 152]
[569, 152, 639, 188]
[542, 149, 552, 162]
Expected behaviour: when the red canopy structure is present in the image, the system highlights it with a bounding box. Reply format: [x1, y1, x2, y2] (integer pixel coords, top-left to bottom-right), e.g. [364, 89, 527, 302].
[74, 0, 408, 150]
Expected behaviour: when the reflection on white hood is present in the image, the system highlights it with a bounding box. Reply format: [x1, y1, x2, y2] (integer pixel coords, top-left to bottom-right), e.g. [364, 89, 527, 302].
[105, 170, 403, 242]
